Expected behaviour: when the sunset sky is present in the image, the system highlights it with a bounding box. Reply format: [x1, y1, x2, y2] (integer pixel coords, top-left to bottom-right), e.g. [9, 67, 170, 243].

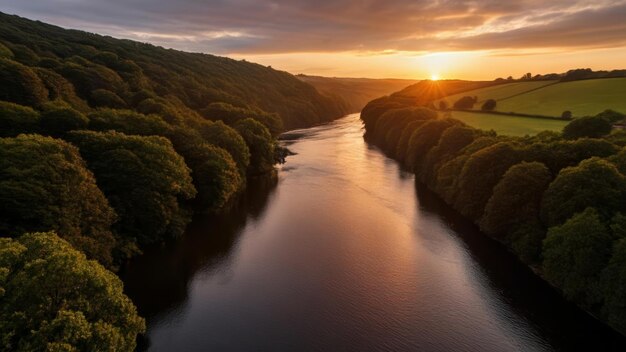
[2, 0, 626, 80]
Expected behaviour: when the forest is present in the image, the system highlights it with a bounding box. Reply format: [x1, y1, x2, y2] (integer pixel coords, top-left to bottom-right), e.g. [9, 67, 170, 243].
[361, 80, 626, 336]
[0, 12, 347, 351]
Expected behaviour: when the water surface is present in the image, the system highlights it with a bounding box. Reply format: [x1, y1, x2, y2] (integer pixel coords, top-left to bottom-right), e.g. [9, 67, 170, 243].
[123, 113, 626, 351]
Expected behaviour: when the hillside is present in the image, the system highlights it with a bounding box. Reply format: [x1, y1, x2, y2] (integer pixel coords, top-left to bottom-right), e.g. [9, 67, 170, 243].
[437, 78, 626, 118]
[0, 12, 347, 130]
[297, 75, 419, 112]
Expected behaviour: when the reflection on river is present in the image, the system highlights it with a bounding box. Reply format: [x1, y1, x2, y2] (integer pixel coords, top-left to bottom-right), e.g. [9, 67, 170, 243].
[122, 114, 626, 351]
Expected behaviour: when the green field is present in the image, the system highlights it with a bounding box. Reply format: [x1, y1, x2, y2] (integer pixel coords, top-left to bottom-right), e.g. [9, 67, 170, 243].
[437, 81, 556, 106]
[496, 78, 626, 117]
[438, 78, 626, 118]
[449, 111, 569, 136]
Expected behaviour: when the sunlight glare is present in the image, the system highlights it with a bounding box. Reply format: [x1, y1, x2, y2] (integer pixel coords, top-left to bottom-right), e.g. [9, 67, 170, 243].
[431, 74, 440, 81]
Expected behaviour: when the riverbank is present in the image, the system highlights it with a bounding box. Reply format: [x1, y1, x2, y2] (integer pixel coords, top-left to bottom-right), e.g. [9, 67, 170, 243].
[360, 100, 626, 339]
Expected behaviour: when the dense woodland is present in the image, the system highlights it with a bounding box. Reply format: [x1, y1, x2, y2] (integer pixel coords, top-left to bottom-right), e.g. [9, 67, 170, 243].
[361, 80, 626, 336]
[0, 13, 348, 350]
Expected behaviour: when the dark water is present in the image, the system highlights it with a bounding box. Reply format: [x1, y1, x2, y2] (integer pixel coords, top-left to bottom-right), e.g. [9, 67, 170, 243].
[122, 114, 626, 351]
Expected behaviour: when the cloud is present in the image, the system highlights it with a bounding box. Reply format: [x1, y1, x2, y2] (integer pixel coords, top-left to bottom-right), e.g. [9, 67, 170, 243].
[1, 0, 625, 55]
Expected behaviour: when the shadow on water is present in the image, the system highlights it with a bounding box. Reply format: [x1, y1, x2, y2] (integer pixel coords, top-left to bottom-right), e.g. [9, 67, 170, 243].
[120, 173, 278, 348]
[414, 181, 626, 351]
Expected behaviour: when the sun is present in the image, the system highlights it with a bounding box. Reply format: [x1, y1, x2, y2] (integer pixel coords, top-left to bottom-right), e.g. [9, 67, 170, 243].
[430, 74, 440, 81]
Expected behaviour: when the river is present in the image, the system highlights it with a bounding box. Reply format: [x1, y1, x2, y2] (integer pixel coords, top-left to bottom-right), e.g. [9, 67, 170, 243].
[122, 113, 626, 351]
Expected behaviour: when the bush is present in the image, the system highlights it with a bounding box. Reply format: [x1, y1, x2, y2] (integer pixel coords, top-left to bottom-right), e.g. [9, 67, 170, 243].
[0, 101, 40, 137]
[0, 135, 116, 265]
[0, 232, 145, 351]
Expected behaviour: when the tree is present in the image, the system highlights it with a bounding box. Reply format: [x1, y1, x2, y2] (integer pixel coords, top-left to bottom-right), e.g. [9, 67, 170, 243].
[234, 118, 275, 174]
[561, 110, 573, 119]
[0, 135, 116, 266]
[89, 89, 127, 109]
[454, 142, 522, 220]
[453, 96, 476, 110]
[199, 102, 283, 136]
[66, 131, 196, 250]
[405, 118, 460, 171]
[562, 116, 612, 140]
[373, 107, 437, 152]
[602, 237, 626, 334]
[0, 101, 40, 137]
[197, 120, 250, 176]
[87, 109, 169, 136]
[481, 99, 496, 111]
[167, 127, 242, 211]
[421, 125, 478, 187]
[0, 232, 145, 351]
[481, 162, 552, 238]
[0, 58, 48, 107]
[39, 104, 89, 137]
[543, 208, 614, 306]
[541, 158, 626, 227]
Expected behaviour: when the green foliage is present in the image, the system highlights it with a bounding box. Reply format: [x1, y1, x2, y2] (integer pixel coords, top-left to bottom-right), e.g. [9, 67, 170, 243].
[0, 41, 13, 58]
[0, 58, 48, 107]
[372, 107, 437, 153]
[88, 109, 169, 136]
[421, 125, 479, 188]
[200, 102, 283, 135]
[543, 208, 614, 305]
[405, 118, 460, 171]
[89, 89, 127, 109]
[0, 135, 116, 266]
[541, 158, 626, 227]
[455, 142, 522, 220]
[562, 116, 612, 140]
[608, 147, 626, 174]
[34, 67, 89, 111]
[0, 232, 145, 351]
[167, 127, 242, 211]
[234, 118, 275, 175]
[602, 232, 626, 332]
[481, 162, 552, 238]
[40, 104, 89, 136]
[0, 101, 40, 137]
[197, 120, 250, 176]
[0, 13, 345, 129]
[66, 131, 196, 250]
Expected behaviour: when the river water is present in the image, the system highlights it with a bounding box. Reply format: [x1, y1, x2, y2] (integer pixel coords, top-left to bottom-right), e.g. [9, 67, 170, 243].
[122, 113, 626, 351]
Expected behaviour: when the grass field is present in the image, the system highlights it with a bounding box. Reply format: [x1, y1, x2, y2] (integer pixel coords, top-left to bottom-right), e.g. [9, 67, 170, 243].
[449, 111, 569, 136]
[437, 81, 556, 106]
[496, 78, 626, 117]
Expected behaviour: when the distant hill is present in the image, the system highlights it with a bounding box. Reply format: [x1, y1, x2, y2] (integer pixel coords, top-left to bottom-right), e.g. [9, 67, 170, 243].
[0, 12, 347, 130]
[297, 75, 419, 112]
